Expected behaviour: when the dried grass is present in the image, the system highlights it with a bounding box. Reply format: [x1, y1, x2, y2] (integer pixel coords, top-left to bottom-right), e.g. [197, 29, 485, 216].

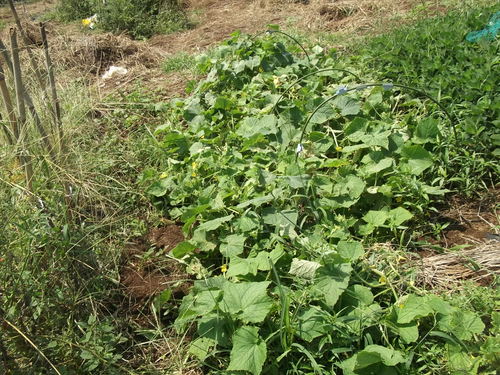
[54, 33, 163, 76]
[299, 0, 419, 33]
[416, 242, 500, 289]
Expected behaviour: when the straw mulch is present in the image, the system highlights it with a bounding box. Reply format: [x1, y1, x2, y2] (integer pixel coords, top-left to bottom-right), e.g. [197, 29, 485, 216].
[416, 242, 499, 289]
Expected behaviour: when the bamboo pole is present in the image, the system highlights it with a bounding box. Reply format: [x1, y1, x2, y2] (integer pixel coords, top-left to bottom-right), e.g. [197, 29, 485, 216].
[40, 23, 63, 154]
[0, 61, 19, 142]
[0, 39, 13, 73]
[39, 23, 72, 218]
[0, 112, 14, 145]
[0, 37, 56, 159]
[10, 28, 33, 192]
[6, 0, 45, 89]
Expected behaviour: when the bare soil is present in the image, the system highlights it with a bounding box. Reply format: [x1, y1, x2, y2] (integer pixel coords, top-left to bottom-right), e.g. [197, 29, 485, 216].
[121, 225, 190, 301]
[438, 188, 499, 248]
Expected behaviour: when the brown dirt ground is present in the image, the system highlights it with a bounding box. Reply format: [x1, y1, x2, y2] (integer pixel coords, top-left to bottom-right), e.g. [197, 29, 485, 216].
[412, 188, 499, 288]
[121, 224, 190, 301]
[438, 188, 499, 248]
[0, 0, 449, 98]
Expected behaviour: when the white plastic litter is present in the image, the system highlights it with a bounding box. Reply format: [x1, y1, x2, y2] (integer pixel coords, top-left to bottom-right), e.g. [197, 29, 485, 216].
[101, 66, 128, 80]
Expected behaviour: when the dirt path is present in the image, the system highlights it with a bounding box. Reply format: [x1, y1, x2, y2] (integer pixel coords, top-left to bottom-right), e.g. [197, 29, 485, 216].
[0, 0, 436, 98]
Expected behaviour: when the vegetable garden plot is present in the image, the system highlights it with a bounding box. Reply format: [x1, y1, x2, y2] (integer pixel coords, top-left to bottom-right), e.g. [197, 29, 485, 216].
[140, 30, 499, 374]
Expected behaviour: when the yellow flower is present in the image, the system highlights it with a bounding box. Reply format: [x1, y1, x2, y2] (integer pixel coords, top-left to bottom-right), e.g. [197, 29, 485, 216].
[191, 162, 198, 177]
[159, 172, 168, 179]
[335, 146, 343, 152]
[221, 264, 228, 273]
[82, 19, 91, 27]
[378, 275, 387, 284]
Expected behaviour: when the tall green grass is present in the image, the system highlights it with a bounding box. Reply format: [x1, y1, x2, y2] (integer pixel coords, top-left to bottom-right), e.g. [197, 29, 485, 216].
[350, 5, 500, 194]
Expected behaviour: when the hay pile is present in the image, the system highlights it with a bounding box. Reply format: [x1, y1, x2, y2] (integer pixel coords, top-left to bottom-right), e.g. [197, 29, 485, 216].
[54, 33, 163, 76]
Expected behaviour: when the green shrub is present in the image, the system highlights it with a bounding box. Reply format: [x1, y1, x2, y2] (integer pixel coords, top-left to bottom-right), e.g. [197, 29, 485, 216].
[57, 0, 97, 21]
[98, 0, 188, 39]
[56, 0, 188, 39]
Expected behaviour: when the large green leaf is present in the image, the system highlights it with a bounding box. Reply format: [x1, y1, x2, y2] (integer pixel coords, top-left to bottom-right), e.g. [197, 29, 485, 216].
[337, 241, 364, 261]
[221, 281, 272, 323]
[340, 345, 405, 375]
[262, 208, 298, 226]
[227, 326, 267, 375]
[189, 337, 215, 361]
[262, 208, 298, 231]
[401, 144, 433, 175]
[363, 210, 389, 227]
[295, 306, 331, 342]
[363, 158, 394, 175]
[197, 214, 234, 232]
[236, 193, 275, 209]
[396, 322, 419, 343]
[342, 285, 374, 308]
[311, 262, 352, 306]
[396, 294, 434, 324]
[414, 117, 440, 144]
[147, 178, 173, 197]
[175, 290, 222, 331]
[387, 207, 413, 227]
[359, 128, 391, 149]
[344, 117, 368, 141]
[171, 241, 197, 258]
[334, 96, 361, 116]
[330, 175, 366, 208]
[237, 115, 277, 137]
[438, 310, 485, 340]
[226, 251, 278, 277]
[198, 315, 231, 347]
[310, 103, 336, 124]
[220, 234, 246, 257]
[355, 345, 406, 368]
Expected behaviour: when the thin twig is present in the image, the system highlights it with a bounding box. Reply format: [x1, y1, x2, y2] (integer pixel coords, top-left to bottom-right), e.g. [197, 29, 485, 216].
[2, 318, 63, 375]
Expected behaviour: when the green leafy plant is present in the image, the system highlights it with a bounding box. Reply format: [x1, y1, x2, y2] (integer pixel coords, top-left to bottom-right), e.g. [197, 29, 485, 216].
[143, 24, 498, 374]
